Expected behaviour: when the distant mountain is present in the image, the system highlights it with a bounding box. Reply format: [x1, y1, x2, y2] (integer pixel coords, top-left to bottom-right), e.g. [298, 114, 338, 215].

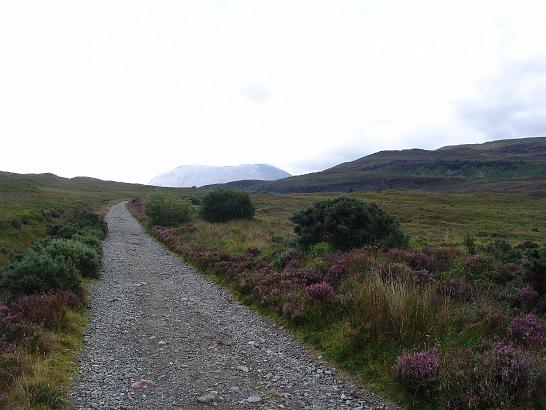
[149, 164, 291, 188]
[212, 137, 546, 196]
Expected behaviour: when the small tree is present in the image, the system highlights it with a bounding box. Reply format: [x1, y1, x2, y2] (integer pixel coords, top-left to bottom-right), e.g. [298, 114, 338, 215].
[291, 196, 408, 250]
[144, 194, 194, 226]
[200, 189, 255, 223]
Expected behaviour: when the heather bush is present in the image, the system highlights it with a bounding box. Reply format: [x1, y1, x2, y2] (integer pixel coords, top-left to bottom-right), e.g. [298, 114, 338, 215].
[305, 281, 334, 301]
[481, 307, 511, 336]
[291, 196, 408, 251]
[127, 198, 146, 220]
[388, 247, 456, 274]
[0, 305, 51, 353]
[518, 285, 539, 308]
[281, 290, 309, 322]
[439, 342, 543, 409]
[393, 348, 441, 396]
[480, 341, 541, 406]
[145, 194, 194, 226]
[0, 248, 81, 296]
[43, 239, 100, 278]
[0, 343, 26, 395]
[506, 314, 545, 347]
[441, 278, 473, 302]
[12, 291, 78, 329]
[344, 248, 372, 273]
[200, 189, 255, 223]
[325, 256, 350, 287]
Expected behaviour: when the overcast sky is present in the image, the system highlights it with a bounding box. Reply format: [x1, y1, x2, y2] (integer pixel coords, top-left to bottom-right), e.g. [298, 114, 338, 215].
[1, 1, 546, 183]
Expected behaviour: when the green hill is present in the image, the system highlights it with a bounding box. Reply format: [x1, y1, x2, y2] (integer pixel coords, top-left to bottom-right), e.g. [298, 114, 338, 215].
[214, 137, 546, 195]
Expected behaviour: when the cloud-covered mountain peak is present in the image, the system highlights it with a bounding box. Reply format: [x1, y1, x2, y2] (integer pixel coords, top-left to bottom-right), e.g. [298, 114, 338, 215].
[149, 164, 291, 187]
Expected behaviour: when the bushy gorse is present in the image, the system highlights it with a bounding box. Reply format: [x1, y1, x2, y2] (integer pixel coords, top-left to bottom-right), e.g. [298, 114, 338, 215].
[200, 189, 255, 223]
[0, 249, 81, 296]
[43, 239, 100, 278]
[144, 193, 194, 226]
[291, 196, 408, 250]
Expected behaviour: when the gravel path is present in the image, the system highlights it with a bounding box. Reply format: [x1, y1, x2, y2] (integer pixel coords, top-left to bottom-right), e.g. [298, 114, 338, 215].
[71, 202, 392, 409]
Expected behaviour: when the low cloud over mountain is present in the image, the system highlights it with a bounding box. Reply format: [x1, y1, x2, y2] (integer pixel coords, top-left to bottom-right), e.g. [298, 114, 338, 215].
[149, 164, 291, 188]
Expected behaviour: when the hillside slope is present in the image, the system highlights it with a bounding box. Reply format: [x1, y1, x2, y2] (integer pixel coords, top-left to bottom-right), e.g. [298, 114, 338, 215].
[213, 137, 546, 195]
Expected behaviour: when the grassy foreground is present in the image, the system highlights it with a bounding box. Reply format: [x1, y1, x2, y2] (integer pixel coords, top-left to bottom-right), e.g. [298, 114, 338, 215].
[131, 190, 546, 409]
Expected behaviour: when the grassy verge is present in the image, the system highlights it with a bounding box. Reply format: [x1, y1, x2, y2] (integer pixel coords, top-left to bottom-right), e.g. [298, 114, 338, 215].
[0, 208, 105, 409]
[3, 281, 90, 409]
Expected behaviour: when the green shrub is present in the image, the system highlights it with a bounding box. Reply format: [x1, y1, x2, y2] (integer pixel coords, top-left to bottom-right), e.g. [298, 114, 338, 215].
[291, 196, 408, 250]
[308, 242, 332, 257]
[76, 210, 108, 239]
[0, 249, 81, 296]
[524, 247, 546, 295]
[144, 194, 194, 226]
[482, 238, 521, 262]
[71, 232, 102, 255]
[43, 239, 101, 278]
[48, 210, 107, 240]
[200, 189, 255, 223]
[48, 222, 80, 239]
[10, 218, 22, 229]
[187, 195, 201, 205]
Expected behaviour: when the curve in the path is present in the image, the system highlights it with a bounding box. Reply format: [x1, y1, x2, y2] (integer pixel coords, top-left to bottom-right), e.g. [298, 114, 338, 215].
[71, 202, 390, 409]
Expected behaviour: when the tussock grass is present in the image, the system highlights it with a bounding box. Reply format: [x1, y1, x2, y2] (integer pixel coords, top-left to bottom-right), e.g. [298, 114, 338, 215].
[183, 216, 292, 256]
[346, 274, 449, 348]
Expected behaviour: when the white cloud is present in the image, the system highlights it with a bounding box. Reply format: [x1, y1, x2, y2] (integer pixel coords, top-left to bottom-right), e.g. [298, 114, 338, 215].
[0, 1, 546, 183]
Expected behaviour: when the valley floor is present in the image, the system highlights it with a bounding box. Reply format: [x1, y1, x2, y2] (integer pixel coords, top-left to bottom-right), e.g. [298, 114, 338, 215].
[71, 202, 390, 409]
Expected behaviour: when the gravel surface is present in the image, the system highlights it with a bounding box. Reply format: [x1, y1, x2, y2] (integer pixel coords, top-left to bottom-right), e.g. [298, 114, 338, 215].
[71, 202, 393, 409]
